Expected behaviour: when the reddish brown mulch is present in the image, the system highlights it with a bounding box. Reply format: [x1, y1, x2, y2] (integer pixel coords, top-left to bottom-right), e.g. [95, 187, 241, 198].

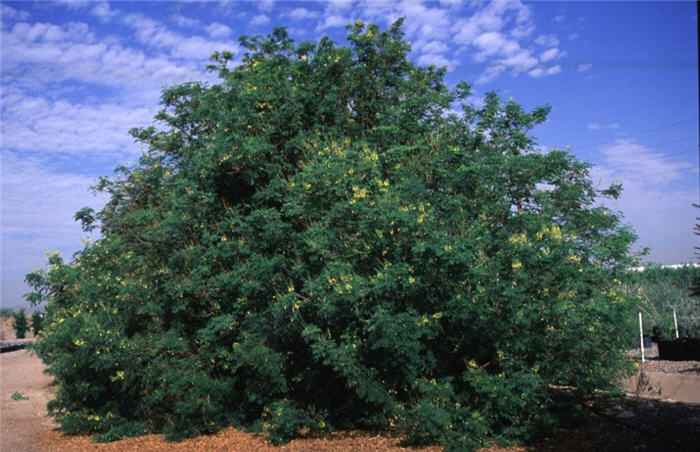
[36, 428, 445, 452]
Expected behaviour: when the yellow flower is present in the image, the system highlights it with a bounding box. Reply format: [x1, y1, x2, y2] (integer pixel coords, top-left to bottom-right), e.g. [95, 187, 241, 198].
[550, 225, 562, 241]
[408, 276, 416, 284]
[352, 186, 368, 199]
[568, 254, 582, 264]
[508, 233, 528, 246]
[512, 261, 523, 270]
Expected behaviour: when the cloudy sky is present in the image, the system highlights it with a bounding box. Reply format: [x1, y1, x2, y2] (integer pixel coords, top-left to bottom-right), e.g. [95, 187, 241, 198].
[1, 0, 698, 309]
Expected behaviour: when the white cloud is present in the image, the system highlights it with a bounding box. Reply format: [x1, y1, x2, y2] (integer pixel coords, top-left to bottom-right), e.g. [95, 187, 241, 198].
[417, 52, 455, 69]
[124, 13, 240, 60]
[529, 67, 544, 77]
[6, 21, 95, 44]
[577, 63, 593, 72]
[325, 0, 355, 13]
[250, 14, 271, 27]
[474, 31, 508, 57]
[90, 2, 118, 22]
[546, 64, 561, 75]
[597, 139, 692, 184]
[288, 7, 319, 21]
[2, 93, 153, 156]
[1, 3, 30, 21]
[534, 34, 559, 47]
[51, 0, 91, 10]
[540, 47, 559, 62]
[588, 122, 619, 130]
[499, 50, 538, 73]
[1, 21, 207, 98]
[257, 0, 276, 12]
[415, 39, 449, 55]
[205, 22, 233, 39]
[446, 1, 562, 83]
[171, 14, 200, 28]
[316, 14, 349, 31]
[476, 64, 506, 84]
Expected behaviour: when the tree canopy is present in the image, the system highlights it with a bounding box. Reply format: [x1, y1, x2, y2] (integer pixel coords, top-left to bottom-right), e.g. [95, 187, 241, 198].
[27, 21, 637, 450]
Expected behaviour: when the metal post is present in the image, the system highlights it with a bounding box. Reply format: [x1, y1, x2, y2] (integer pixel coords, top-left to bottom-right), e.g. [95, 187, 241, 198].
[639, 312, 645, 363]
[673, 308, 679, 339]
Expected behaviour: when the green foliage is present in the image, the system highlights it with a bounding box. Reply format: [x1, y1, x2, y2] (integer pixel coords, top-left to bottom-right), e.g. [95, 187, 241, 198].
[11, 391, 29, 401]
[32, 311, 44, 336]
[622, 264, 700, 339]
[28, 21, 637, 450]
[12, 309, 28, 339]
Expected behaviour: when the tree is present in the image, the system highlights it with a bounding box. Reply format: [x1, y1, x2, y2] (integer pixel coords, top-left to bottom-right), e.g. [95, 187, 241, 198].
[26, 21, 636, 449]
[12, 309, 28, 339]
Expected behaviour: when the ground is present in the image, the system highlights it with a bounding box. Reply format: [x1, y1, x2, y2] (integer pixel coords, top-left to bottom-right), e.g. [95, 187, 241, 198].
[2, 341, 699, 451]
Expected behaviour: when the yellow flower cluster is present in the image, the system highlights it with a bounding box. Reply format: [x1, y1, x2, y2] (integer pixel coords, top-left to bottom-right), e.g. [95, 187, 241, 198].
[567, 254, 582, 264]
[109, 370, 125, 382]
[363, 151, 379, 163]
[508, 232, 528, 246]
[536, 224, 562, 242]
[349, 186, 368, 204]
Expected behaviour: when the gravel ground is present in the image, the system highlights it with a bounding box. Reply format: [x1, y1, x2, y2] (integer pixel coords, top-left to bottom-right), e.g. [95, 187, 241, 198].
[628, 343, 700, 374]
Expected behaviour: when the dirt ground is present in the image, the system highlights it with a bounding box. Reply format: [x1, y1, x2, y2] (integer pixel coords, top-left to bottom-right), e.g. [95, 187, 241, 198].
[1, 347, 59, 452]
[2, 347, 699, 452]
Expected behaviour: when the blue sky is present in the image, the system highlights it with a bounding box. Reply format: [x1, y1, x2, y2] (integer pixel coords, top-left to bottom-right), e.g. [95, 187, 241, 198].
[1, 0, 698, 309]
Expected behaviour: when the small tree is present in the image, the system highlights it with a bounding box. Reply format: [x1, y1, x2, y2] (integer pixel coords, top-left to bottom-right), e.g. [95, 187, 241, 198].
[31, 311, 44, 336]
[12, 309, 28, 339]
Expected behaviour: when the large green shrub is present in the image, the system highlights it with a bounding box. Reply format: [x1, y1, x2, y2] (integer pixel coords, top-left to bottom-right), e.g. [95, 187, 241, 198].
[27, 21, 637, 450]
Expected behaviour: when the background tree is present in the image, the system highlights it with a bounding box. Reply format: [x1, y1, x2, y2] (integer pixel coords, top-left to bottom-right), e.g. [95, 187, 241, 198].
[26, 21, 637, 450]
[12, 309, 28, 339]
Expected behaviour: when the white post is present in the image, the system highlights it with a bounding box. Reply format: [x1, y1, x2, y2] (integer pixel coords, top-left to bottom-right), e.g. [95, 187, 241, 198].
[673, 308, 679, 339]
[639, 312, 645, 363]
